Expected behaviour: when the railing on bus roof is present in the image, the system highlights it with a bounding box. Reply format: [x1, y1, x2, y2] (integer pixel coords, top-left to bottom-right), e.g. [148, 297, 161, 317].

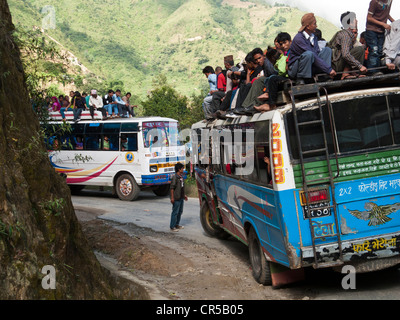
[285, 71, 400, 98]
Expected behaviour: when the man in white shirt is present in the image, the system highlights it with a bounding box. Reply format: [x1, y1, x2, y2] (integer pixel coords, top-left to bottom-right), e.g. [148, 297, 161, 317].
[89, 89, 107, 120]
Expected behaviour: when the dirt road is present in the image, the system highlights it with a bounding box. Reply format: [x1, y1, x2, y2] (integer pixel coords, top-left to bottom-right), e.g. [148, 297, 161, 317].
[76, 208, 310, 300]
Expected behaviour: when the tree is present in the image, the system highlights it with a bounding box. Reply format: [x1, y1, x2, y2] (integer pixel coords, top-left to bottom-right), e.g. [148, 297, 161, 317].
[142, 74, 204, 129]
[142, 74, 188, 121]
[0, 0, 127, 299]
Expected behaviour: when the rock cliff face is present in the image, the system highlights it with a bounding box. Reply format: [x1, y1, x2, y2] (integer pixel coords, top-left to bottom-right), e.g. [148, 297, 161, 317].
[0, 0, 118, 299]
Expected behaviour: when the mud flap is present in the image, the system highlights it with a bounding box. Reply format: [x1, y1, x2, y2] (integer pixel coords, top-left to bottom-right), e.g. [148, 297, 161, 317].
[270, 263, 305, 288]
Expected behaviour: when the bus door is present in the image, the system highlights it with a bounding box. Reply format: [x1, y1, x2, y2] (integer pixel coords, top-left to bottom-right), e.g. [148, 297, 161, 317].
[119, 122, 140, 173]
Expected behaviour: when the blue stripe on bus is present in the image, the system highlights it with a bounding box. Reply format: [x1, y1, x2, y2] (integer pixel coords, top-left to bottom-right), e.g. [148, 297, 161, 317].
[149, 156, 186, 164]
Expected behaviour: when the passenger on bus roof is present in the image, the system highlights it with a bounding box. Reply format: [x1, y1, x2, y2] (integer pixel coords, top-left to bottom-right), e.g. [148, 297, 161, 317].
[224, 55, 240, 92]
[60, 95, 72, 121]
[73, 91, 87, 122]
[202, 66, 218, 120]
[328, 12, 368, 80]
[89, 89, 108, 120]
[232, 50, 266, 115]
[209, 66, 227, 116]
[383, 18, 400, 70]
[123, 92, 137, 117]
[113, 89, 130, 118]
[288, 13, 337, 83]
[234, 33, 292, 115]
[103, 89, 118, 118]
[255, 35, 293, 113]
[365, 0, 395, 74]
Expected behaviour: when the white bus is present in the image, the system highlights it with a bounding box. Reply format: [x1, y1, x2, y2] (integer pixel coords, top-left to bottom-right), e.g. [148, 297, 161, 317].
[44, 115, 186, 201]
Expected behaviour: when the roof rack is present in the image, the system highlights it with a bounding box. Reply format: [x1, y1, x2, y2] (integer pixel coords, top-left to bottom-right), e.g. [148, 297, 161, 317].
[284, 71, 400, 98]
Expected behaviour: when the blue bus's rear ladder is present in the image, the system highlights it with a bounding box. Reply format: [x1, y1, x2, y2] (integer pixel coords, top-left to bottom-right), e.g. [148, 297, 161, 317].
[288, 82, 344, 269]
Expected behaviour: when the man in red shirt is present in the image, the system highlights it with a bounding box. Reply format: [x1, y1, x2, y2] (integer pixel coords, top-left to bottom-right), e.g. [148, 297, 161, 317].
[365, 0, 395, 73]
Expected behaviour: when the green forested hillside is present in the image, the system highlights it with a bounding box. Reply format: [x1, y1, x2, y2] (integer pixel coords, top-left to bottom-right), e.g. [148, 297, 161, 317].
[9, 0, 339, 98]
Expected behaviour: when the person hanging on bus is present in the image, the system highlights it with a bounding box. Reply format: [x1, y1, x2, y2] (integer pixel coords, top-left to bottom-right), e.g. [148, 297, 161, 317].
[288, 13, 336, 84]
[328, 12, 367, 80]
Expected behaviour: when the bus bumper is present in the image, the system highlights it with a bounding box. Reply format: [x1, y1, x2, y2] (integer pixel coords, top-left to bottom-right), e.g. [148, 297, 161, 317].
[301, 231, 400, 270]
[141, 173, 174, 185]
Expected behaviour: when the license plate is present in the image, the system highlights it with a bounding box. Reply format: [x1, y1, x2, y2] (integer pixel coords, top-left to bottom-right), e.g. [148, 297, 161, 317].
[303, 202, 332, 218]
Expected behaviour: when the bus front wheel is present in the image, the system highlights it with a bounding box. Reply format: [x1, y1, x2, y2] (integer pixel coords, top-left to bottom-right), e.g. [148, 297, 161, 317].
[115, 174, 140, 201]
[248, 227, 272, 285]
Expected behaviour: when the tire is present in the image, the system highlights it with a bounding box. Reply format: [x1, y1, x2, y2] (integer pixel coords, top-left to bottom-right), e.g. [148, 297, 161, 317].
[69, 185, 85, 194]
[153, 184, 170, 197]
[200, 201, 229, 239]
[115, 174, 140, 201]
[248, 227, 272, 285]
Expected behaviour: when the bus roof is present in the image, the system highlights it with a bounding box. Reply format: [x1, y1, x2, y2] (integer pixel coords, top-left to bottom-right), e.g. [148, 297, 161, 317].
[192, 72, 400, 129]
[47, 116, 179, 124]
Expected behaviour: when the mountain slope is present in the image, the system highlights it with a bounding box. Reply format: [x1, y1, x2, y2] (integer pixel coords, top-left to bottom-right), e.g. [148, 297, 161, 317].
[8, 0, 339, 98]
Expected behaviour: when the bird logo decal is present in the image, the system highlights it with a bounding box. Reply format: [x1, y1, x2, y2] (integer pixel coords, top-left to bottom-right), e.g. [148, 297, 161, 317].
[348, 202, 400, 226]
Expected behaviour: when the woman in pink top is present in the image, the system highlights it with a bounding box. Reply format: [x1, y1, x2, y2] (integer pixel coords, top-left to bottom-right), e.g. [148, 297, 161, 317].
[50, 96, 61, 112]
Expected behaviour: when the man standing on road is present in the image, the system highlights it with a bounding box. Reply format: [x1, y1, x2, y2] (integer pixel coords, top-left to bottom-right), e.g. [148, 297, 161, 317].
[170, 163, 188, 232]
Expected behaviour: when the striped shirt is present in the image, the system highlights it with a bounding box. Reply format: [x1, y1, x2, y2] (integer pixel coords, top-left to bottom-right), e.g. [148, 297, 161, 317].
[330, 29, 363, 70]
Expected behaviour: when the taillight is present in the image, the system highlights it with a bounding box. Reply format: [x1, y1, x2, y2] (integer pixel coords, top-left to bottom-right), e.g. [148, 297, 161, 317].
[300, 188, 329, 205]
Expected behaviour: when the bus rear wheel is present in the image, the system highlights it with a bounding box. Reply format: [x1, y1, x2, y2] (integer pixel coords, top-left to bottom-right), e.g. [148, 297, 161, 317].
[115, 174, 140, 201]
[200, 201, 229, 239]
[248, 227, 272, 285]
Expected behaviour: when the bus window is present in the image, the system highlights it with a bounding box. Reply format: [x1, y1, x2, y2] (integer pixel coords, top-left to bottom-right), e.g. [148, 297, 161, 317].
[84, 123, 102, 151]
[256, 146, 272, 186]
[70, 124, 85, 150]
[144, 128, 168, 148]
[102, 135, 118, 151]
[85, 122, 102, 133]
[334, 95, 391, 150]
[121, 133, 138, 151]
[254, 121, 271, 186]
[73, 135, 84, 150]
[103, 123, 121, 134]
[85, 135, 100, 150]
[287, 94, 397, 160]
[121, 122, 139, 132]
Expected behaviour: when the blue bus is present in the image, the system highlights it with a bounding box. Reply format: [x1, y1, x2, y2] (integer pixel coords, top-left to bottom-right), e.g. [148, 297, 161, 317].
[191, 72, 400, 287]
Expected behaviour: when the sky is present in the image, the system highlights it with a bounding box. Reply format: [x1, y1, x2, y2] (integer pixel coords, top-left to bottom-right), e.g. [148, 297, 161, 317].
[265, 0, 400, 32]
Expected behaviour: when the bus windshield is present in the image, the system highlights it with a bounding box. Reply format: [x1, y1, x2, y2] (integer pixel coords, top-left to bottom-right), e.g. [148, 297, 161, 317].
[143, 121, 181, 148]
